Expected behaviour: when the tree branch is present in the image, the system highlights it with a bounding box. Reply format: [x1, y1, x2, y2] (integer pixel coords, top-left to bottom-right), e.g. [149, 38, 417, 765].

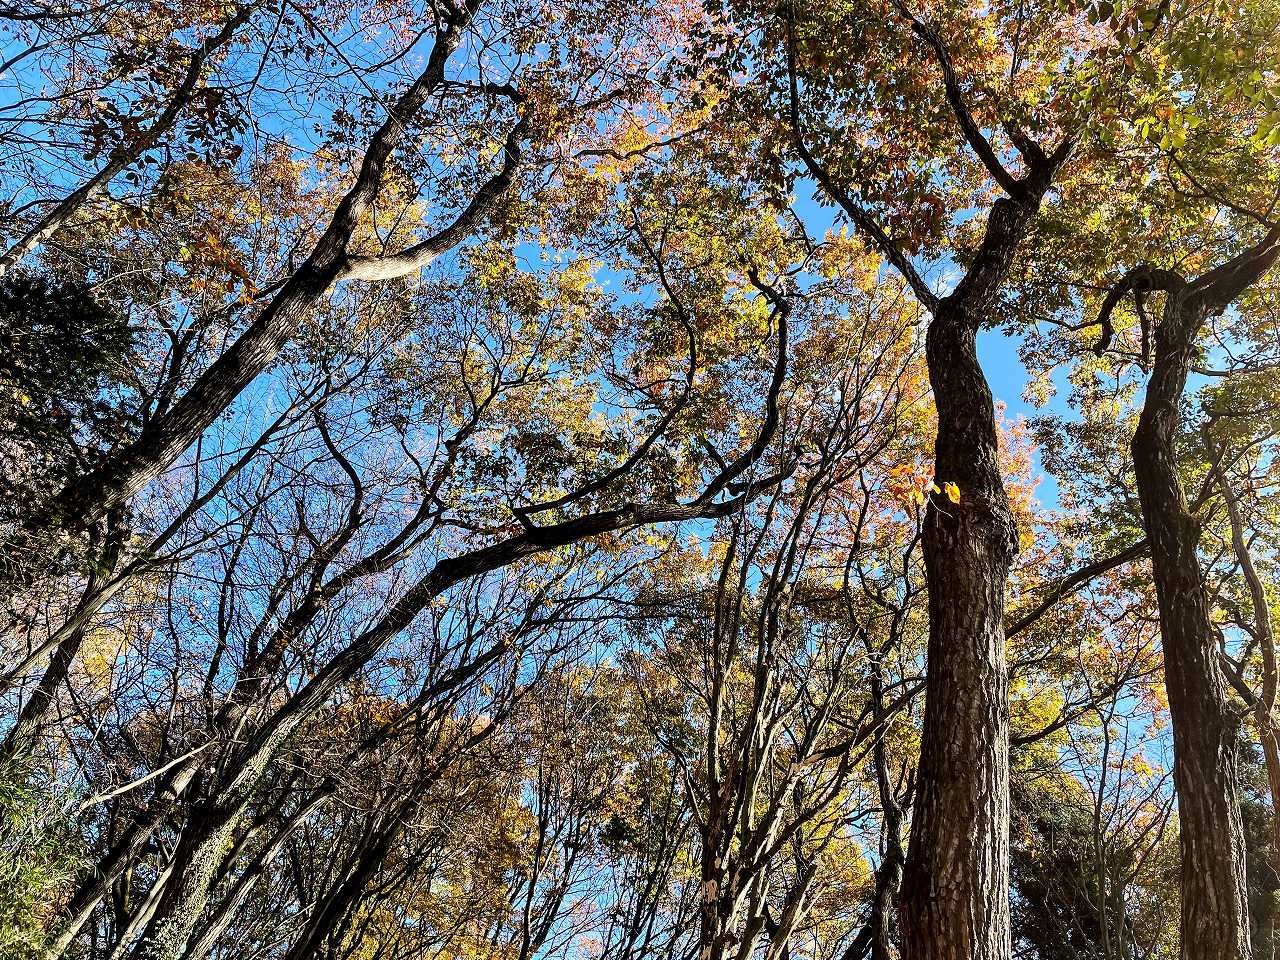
[781, 7, 939, 311]
[1006, 539, 1149, 639]
[889, 0, 1025, 199]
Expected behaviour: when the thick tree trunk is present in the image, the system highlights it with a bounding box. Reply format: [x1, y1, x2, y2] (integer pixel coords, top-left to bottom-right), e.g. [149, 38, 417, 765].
[1131, 298, 1252, 960]
[899, 196, 1033, 960]
[129, 795, 243, 960]
[899, 298, 1016, 960]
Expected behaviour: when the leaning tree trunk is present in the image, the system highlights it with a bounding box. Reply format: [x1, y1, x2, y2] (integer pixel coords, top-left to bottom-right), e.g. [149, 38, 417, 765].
[898, 197, 1028, 960]
[0, 0, 509, 596]
[1132, 295, 1252, 960]
[2, 514, 125, 760]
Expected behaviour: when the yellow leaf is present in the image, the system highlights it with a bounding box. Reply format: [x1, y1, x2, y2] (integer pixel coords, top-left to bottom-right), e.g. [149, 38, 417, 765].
[943, 481, 960, 504]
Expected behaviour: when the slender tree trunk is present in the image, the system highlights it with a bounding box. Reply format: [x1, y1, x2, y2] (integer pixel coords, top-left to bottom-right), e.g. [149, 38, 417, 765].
[843, 745, 907, 960]
[1216, 452, 1280, 891]
[0, 7, 255, 279]
[869, 712, 906, 960]
[2, 0, 506, 589]
[278, 807, 410, 960]
[1131, 296, 1252, 960]
[3, 517, 124, 759]
[4, 622, 89, 757]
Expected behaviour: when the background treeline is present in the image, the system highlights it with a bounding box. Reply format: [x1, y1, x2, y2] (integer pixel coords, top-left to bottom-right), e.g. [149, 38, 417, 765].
[1, 0, 1279, 959]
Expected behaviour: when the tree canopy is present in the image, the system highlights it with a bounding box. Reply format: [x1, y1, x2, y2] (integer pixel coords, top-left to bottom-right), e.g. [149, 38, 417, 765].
[1, 0, 1279, 958]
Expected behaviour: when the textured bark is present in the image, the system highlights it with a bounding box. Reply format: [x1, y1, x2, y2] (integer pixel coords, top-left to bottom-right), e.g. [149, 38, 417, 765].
[175, 791, 325, 960]
[897, 195, 1045, 960]
[1131, 296, 1252, 960]
[899, 298, 1016, 960]
[128, 798, 240, 960]
[1098, 227, 1280, 960]
[786, 13, 1071, 951]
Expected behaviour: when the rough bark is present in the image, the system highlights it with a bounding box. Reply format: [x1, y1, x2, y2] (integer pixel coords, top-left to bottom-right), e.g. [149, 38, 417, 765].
[1131, 296, 1252, 960]
[896, 175, 1067, 958]
[1097, 226, 1280, 960]
[786, 11, 1071, 952]
[899, 282, 1018, 960]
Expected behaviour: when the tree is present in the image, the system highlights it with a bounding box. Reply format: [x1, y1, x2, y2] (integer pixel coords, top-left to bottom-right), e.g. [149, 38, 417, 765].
[6, 0, 1280, 957]
[0, 271, 135, 524]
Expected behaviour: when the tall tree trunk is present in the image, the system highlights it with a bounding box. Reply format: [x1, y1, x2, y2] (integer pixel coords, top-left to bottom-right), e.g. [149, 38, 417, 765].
[899, 300, 1016, 960]
[1093, 225, 1280, 960]
[785, 9, 1073, 943]
[1131, 296, 1251, 960]
[897, 196, 1033, 960]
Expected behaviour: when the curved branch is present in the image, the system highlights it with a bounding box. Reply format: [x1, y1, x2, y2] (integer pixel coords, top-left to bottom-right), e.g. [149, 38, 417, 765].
[0, 4, 256, 277]
[696, 268, 790, 503]
[338, 99, 529, 283]
[1006, 539, 1149, 640]
[1188, 224, 1280, 317]
[1091, 265, 1185, 356]
[889, 0, 1025, 199]
[514, 209, 698, 521]
[782, 7, 939, 312]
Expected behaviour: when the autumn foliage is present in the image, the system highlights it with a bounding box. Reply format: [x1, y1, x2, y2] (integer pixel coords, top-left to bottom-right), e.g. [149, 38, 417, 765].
[0, 0, 1279, 958]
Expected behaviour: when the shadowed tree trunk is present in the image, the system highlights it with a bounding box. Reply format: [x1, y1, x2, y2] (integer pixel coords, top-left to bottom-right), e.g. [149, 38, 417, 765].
[1132, 296, 1252, 960]
[784, 8, 1074, 952]
[1094, 225, 1280, 960]
[899, 203, 1023, 960]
